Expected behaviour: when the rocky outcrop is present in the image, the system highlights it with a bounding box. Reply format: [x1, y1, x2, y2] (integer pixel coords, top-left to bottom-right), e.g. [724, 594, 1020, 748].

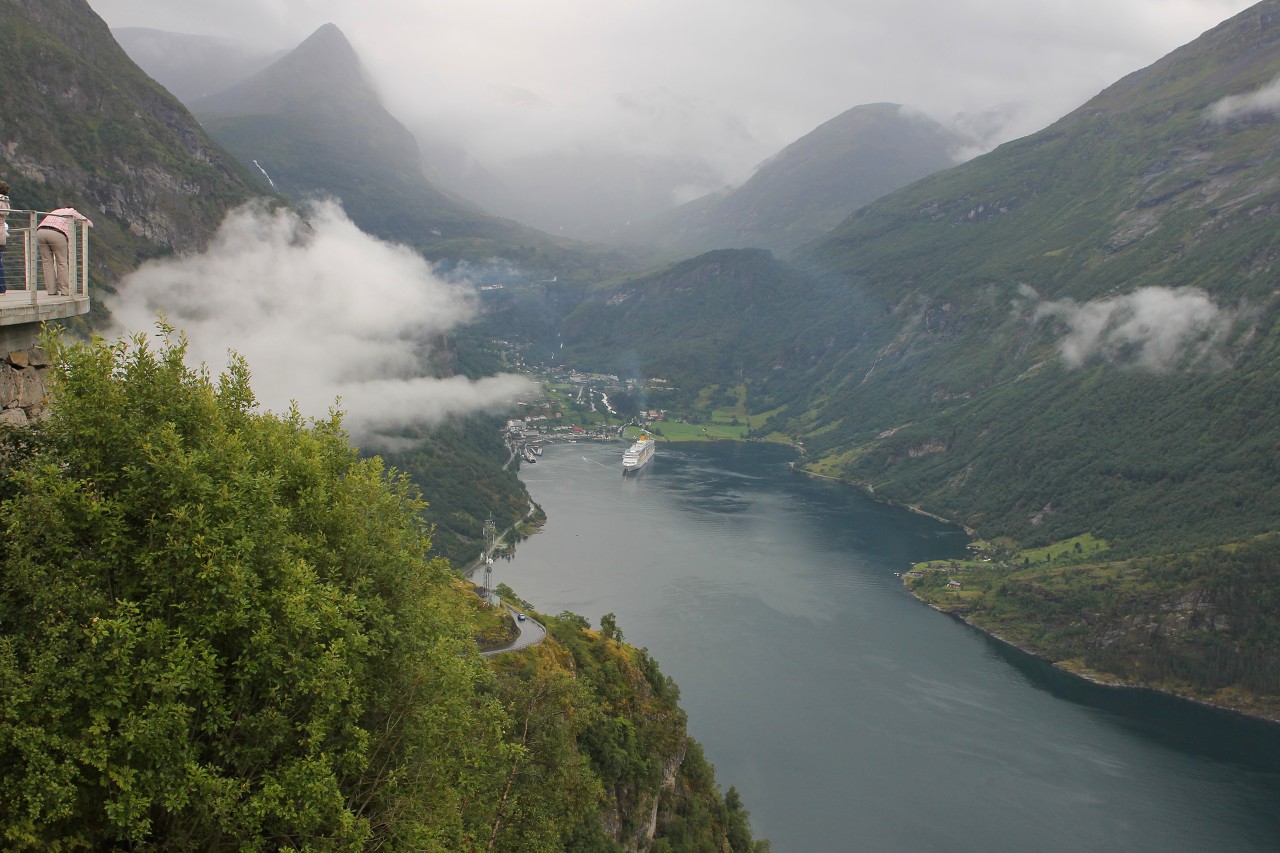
[600, 741, 687, 852]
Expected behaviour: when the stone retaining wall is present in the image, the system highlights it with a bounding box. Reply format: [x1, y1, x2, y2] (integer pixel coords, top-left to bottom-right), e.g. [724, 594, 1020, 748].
[1, 346, 52, 427]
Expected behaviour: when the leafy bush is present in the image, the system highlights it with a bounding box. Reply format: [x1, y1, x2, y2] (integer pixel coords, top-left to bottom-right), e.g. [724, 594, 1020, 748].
[0, 331, 503, 849]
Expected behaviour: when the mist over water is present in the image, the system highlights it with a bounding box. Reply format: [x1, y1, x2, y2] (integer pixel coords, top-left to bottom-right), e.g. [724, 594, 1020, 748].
[494, 441, 1280, 851]
[106, 202, 533, 445]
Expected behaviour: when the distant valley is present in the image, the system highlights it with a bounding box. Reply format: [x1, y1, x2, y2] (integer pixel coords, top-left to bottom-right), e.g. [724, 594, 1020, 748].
[5, 0, 1280, 847]
[109, 3, 1280, 720]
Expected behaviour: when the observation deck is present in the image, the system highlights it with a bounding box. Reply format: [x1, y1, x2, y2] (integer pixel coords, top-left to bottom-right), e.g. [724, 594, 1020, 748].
[0, 210, 92, 351]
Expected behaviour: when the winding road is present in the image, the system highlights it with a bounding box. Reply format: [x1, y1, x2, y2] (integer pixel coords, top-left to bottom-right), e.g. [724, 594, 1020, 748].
[480, 605, 547, 656]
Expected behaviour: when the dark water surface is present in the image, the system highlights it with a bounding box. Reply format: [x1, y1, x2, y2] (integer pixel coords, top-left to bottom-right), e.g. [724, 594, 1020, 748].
[494, 441, 1280, 852]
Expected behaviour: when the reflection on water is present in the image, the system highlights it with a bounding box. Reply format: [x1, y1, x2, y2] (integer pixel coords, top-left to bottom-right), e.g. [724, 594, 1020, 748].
[980, 634, 1280, 771]
[496, 441, 1280, 852]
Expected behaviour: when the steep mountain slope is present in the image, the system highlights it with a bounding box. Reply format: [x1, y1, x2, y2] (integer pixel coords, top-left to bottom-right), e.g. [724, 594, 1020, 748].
[632, 103, 964, 254]
[559, 248, 831, 403]
[0, 0, 261, 291]
[775, 0, 1280, 552]
[186, 23, 653, 283]
[190, 24, 536, 254]
[112, 27, 285, 103]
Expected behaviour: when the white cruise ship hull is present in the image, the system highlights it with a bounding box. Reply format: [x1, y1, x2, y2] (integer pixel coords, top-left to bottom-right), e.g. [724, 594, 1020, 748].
[621, 437, 655, 473]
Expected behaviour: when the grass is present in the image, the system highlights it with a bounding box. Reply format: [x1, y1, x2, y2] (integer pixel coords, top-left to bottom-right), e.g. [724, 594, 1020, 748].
[910, 558, 990, 572]
[1019, 533, 1110, 564]
[631, 421, 749, 442]
[458, 580, 517, 648]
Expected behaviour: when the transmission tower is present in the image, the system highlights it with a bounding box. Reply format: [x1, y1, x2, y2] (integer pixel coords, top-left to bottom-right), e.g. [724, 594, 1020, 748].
[481, 516, 497, 602]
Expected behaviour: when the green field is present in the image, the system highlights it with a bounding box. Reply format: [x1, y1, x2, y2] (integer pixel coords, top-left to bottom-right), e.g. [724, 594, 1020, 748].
[1018, 533, 1110, 564]
[634, 420, 750, 442]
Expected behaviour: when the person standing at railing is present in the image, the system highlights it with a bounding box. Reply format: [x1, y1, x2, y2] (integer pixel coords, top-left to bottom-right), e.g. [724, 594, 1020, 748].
[0, 180, 10, 294]
[37, 206, 92, 297]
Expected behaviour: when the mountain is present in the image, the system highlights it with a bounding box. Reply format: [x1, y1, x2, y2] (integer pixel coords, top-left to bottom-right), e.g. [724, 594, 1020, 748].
[0, 0, 261, 296]
[184, 23, 657, 284]
[778, 0, 1280, 553]
[558, 248, 830, 406]
[190, 24, 538, 254]
[630, 103, 965, 254]
[765, 0, 1280, 715]
[533, 0, 1280, 716]
[0, 2, 538, 564]
[112, 27, 285, 102]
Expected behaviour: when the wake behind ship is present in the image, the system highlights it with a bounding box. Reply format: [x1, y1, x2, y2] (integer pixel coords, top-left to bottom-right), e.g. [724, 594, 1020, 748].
[622, 435, 655, 474]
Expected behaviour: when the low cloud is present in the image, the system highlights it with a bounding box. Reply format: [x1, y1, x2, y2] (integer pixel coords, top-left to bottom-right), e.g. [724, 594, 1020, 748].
[107, 200, 533, 443]
[1023, 285, 1244, 370]
[1207, 75, 1280, 122]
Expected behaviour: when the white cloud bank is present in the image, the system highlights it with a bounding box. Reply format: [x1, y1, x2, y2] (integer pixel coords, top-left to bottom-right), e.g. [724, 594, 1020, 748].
[1207, 74, 1280, 122]
[107, 201, 533, 442]
[1026, 285, 1244, 370]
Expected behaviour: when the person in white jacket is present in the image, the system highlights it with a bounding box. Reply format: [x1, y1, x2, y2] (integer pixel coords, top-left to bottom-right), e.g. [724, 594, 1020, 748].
[0, 180, 10, 294]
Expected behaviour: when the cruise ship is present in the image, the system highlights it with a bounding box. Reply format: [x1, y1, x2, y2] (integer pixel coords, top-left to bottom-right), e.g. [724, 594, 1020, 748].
[621, 435, 655, 473]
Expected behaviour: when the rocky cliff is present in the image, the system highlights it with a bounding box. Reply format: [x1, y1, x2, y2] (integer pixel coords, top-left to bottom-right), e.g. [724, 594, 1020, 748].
[0, 345, 51, 427]
[0, 0, 263, 286]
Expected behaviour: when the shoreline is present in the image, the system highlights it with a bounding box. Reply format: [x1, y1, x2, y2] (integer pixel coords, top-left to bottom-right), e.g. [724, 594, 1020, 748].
[461, 501, 541, 581]
[787, 460, 1280, 726]
[788, 462, 977, 536]
[909, 586, 1280, 726]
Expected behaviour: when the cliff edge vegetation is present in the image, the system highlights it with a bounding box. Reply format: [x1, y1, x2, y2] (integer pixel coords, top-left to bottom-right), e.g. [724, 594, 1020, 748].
[0, 331, 764, 851]
[905, 536, 1280, 722]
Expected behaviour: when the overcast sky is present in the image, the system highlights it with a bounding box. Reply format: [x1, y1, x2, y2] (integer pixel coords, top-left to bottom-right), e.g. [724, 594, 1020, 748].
[88, 0, 1254, 178]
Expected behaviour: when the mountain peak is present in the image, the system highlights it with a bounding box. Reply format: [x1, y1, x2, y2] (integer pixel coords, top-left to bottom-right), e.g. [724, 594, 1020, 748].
[294, 22, 353, 57]
[628, 101, 963, 254]
[192, 23, 370, 118]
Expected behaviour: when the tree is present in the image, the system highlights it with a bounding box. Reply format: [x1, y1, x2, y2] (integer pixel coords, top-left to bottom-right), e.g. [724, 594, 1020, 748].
[600, 612, 623, 643]
[495, 582, 534, 611]
[0, 330, 504, 850]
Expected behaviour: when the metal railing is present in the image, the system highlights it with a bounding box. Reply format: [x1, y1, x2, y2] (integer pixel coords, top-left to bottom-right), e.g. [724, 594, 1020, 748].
[0, 209, 91, 301]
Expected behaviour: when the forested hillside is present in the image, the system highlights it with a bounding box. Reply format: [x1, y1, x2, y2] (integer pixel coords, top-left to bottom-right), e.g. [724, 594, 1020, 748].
[380, 414, 533, 565]
[630, 102, 963, 255]
[0, 333, 765, 850]
[777, 0, 1280, 553]
[559, 248, 830, 406]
